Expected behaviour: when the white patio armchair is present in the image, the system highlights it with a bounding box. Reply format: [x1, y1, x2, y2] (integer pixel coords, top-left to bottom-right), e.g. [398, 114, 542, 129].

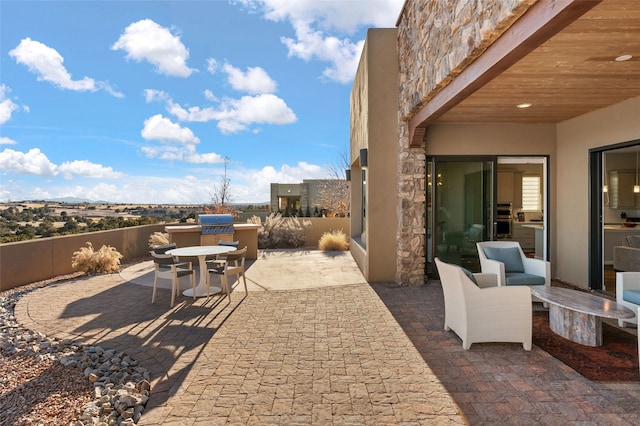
[435, 258, 532, 350]
[616, 271, 640, 327]
[476, 241, 550, 288]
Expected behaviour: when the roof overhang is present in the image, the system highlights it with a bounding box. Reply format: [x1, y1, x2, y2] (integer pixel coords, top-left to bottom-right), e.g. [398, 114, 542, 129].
[408, 0, 640, 147]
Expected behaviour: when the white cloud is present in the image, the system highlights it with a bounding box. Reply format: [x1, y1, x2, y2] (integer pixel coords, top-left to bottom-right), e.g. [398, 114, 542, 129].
[233, 0, 404, 83]
[204, 89, 218, 102]
[217, 94, 296, 133]
[0, 148, 58, 176]
[9, 38, 95, 91]
[0, 85, 21, 124]
[112, 19, 195, 77]
[141, 143, 224, 164]
[8, 38, 123, 96]
[144, 89, 170, 103]
[58, 160, 124, 180]
[187, 151, 225, 164]
[0, 98, 19, 124]
[222, 63, 277, 94]
[0, 158, 332, 204]
[97, 81, 125, 98]
[0, 137, 17, 145]
[281, 23, 364, 83]
[207, 58, 219, 74]
[166, 94, 296, 134]
[0, 148, 125, 180]
[140, 114, 200, 144]
[236, 0, 403, 33]
[166, 101, 218, 123]
[231, 161, 328, 203]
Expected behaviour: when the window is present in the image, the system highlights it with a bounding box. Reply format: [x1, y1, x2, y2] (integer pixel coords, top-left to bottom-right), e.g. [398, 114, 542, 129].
[361, 169, 367, 235]
[521, 175, 541, 211]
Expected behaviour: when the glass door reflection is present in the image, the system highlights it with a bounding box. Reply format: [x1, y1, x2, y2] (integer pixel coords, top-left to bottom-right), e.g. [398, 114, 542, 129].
[427, 157, 495, 275]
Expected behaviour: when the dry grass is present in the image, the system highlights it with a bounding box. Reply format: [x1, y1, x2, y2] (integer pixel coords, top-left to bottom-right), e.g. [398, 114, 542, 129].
[318, 229, 349, 251]
[149, 231, 170, 248]
[71, 242, 123, 274]
[249, 213, 310, 249]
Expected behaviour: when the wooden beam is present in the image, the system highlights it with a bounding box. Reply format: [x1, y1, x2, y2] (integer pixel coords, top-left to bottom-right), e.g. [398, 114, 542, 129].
[408, 0, 602, 147]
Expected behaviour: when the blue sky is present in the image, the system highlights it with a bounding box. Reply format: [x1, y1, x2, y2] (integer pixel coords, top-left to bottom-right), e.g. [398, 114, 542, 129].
[0, 0, 403, 204]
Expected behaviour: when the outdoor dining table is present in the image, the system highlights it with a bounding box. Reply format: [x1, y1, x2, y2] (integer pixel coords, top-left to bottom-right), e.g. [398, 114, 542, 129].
[166, 245, 236, 297]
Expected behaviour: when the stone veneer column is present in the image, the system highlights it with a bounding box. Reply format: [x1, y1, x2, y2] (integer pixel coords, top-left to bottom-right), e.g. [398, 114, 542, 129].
[396, 122, 427, 285]
[394, 0, 536, 285]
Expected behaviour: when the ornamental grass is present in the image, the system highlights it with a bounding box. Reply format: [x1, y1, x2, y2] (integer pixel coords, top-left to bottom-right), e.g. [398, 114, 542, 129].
[148, 231, 170, 248]
[318, 229, 349, 251]
[71, 242, 123, 274]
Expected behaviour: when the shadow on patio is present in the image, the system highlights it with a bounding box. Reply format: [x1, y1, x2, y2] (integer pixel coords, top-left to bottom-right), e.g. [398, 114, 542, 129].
[13, 250, 640, 424]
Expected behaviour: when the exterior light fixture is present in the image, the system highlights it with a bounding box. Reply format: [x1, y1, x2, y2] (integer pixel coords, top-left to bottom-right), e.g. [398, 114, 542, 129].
[516, 103, 532, 109]
[615, 54, 633, 62]
[345, 169, 351, 181]
[603, 153, 608, 193]
[635, 151, 640, 193]
[359, 148, 368, 167]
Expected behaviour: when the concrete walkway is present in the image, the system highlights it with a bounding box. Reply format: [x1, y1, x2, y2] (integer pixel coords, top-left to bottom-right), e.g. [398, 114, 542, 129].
[15, 250, 640, 425]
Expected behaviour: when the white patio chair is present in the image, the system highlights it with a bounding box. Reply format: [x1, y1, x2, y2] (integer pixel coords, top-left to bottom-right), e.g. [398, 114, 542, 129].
[476, 241, 550, 288]
[435, 258, 532, 350]
[616, 271, 640, 327]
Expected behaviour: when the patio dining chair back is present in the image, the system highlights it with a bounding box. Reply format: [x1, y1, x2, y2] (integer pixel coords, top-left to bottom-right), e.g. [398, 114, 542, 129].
[207, 246, 248, 301]
[150, 250, 196, 307]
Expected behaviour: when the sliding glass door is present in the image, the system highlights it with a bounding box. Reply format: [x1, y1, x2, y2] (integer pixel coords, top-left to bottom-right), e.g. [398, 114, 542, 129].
[589, 140, 640, 293]
[426, 157, 496, 276]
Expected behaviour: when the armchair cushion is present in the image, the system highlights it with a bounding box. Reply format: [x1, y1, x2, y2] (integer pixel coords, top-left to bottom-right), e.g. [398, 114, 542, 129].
[461, 267, 479, 286]
[505, 273, 546, 286]
[624, 235, 640, 248]
[623, 290, 640, 305]
[613, 245, 640, 272]
[219, 240, 239, 248]
[483, 247, 524, 273]
[153, 243, 177, 254]
[616, 272, 640, 327]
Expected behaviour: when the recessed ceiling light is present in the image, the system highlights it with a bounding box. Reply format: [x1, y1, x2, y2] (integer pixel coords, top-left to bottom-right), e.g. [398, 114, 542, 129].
[615, 54, 633, 62]
[517, 103, 532, 109]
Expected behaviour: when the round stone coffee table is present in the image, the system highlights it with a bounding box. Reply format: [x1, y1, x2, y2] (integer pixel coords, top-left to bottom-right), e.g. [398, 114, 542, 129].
[531, 286, 635, 347]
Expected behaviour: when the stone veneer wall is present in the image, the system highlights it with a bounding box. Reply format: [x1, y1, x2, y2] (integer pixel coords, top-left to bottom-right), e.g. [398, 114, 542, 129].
[395, 0, 537, 284]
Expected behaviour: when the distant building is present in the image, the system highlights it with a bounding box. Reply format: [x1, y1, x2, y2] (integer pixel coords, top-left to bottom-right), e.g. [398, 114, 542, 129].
[270, 179, 348, 216]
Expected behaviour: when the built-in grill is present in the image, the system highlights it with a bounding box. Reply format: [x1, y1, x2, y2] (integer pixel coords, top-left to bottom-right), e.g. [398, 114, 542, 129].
[198, 214, 235, 245]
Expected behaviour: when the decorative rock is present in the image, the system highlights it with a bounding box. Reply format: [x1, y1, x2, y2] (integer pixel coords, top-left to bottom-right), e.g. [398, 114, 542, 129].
[0, 285, 151, 425]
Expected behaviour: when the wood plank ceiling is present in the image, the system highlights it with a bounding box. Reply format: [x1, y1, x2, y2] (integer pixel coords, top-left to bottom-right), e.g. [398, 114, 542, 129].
[434, 0, 640, 124]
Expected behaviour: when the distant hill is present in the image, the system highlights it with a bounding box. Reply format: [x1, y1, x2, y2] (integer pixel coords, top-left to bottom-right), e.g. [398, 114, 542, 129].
[6, 198, 271, 207]
[46, 197, 97, 204]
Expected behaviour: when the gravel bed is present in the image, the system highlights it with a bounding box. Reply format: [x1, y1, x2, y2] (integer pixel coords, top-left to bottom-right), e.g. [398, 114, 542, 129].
[0, 262, 151, 425]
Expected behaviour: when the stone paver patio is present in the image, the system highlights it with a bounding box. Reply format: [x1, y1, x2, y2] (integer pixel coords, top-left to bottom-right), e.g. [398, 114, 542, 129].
[14, 250, 640, 425]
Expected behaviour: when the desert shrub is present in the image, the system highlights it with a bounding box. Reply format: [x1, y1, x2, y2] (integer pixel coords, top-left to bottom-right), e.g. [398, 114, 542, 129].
[71, 242, 123, 274]
[249, 213, 309, 249]
[318, 229, 349, 251]
[148, 231, 169, 248]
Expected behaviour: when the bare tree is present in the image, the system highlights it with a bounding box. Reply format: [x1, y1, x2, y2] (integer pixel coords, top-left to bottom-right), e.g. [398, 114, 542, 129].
[327, 146, 350, 179]
[207, 157, 236, 215]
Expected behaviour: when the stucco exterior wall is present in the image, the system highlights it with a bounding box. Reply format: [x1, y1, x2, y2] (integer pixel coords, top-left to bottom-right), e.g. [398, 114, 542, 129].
[556, 96, 640, 288]
[349, 28, 399, 282]
[0, 223, 167, 291]
[395, 0, 536, 284]
[425, 124, 555, 156]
